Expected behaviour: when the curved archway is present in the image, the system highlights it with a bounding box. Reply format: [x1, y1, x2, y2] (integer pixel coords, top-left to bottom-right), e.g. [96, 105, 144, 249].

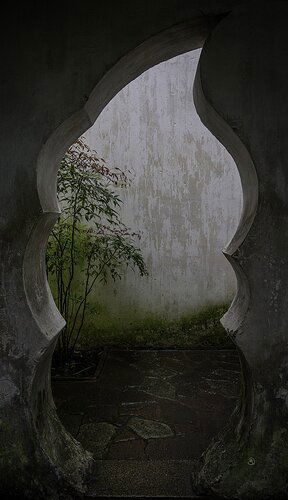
[31, 17, 252, 497]
[82, 48, 242, 324]
[2, 2, 288, 498]
[3, 8, 269, 498]
[50, 49, 243, 496]
[19, 19, 227, 497]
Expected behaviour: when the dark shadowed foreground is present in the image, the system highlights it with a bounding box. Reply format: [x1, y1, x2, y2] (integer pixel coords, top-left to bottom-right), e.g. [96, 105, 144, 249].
[53, 349, 240, 497]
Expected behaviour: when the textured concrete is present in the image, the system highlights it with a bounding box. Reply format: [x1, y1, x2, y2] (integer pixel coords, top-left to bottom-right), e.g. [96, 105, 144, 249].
[193, 3, 288, 498]
[52, 349, 240, 497]
[0, 5, 226, 497]
[1, 1, 288, 497]
[84, 50, 242, 320]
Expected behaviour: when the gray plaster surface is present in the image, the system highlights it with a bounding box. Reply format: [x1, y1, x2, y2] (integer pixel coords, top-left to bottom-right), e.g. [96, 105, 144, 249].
[192, 4, 288, 497]
[84, 49, 242, 320]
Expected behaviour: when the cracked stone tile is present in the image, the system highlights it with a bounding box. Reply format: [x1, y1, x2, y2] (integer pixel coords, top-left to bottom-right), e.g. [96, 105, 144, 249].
[200, 378, 240, 398]
[145, 433, 207, 459]
[173, 422, 202, 436]
[210, 368, 241, 379]
[140, 378, 176, 399]
[156, 399, 198, 424]
[114, 428, 138, 442]
[106, 438, 146, 459]
[55, 396, 86, 415]
[119, 400, 160, 420]
[147, 366, 182, 380]
[121, 388, 157, 404]
[78, 422, 116, 458]
[120, 401, 153, 407]
[83, 404, 119, 424]
[54, 349, 241, 465]
[218, 360, 241, 368]
[127, 417, 173, 439]
[176, 393, 224, 413]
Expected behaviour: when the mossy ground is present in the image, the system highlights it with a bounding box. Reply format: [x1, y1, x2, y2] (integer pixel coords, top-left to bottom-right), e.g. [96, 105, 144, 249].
[79, 303, 235, 350]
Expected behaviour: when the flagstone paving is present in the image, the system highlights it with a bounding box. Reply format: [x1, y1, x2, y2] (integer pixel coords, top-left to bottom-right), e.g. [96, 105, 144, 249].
[52, 349, 241, 497]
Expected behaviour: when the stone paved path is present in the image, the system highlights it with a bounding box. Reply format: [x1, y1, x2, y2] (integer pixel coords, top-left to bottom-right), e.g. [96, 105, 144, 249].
[52, 349, 241, 497]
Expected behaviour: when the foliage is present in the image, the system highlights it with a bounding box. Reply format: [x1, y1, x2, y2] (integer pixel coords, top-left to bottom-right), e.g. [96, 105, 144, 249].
[79, 303, 235, 350]
[46, 139, 148, 362]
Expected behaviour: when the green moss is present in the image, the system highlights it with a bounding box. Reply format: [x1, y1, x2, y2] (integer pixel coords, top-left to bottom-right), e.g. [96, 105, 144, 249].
[78, 303, 235, 350]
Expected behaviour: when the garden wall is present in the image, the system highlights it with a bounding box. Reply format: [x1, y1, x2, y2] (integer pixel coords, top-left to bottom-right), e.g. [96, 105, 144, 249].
[82, 49, 242, 333]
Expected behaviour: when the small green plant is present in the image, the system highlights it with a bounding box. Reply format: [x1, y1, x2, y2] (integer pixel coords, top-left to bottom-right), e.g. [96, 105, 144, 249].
[46, 138, 148, 363]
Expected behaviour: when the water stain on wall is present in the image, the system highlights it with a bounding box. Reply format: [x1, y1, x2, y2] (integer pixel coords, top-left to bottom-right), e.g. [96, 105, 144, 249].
[83, 49, 242, 323]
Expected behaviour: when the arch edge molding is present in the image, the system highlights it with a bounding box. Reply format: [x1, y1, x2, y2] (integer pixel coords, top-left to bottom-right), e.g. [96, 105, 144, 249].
[193, 4, 288, 499]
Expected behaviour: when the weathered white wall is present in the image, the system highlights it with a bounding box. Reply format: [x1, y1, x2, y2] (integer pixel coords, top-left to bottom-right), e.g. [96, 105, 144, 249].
[83, 49, 242, 321]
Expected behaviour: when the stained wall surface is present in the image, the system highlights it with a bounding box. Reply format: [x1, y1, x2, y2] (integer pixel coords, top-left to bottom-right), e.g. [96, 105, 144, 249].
[83, 49, 242, 321]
